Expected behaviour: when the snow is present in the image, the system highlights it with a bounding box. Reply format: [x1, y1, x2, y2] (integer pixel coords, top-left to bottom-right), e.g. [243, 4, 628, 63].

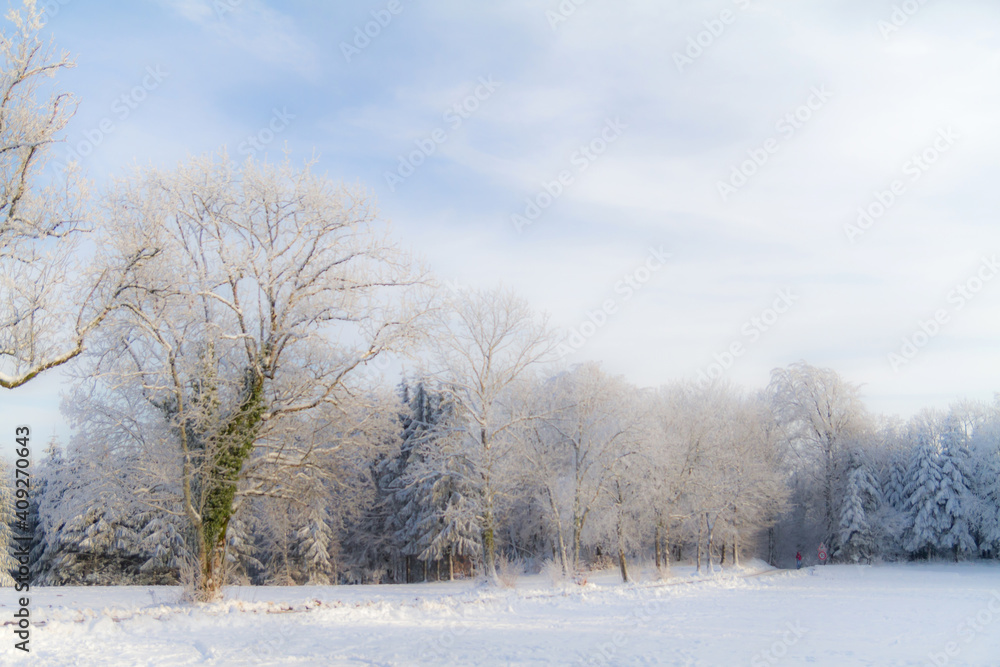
[3, 562, 1000, 665]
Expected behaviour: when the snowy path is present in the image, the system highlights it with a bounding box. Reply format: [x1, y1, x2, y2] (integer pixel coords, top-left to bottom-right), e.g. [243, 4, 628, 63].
[2, 562, 999, 665]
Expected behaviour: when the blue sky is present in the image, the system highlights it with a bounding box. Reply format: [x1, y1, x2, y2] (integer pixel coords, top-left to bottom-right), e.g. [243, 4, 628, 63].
[4, 0, 1000, 452]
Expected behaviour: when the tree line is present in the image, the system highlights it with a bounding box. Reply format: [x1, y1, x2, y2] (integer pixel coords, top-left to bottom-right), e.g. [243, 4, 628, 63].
[1, 1, 999, 598]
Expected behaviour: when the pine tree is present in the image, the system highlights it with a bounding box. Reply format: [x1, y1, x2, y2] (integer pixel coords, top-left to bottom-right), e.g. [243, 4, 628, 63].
[884, 452, 907, 512]
[224, 508, 264, 584]
[29, 442, 66, 585]
[390, 383, 450, 578]
[410, 437, 482, 579]
[903, 432, 946, 559]
[937, 438, 977, 560]
[139, 513, 190, 582]
[0, 459, 18, 586]
[29, 441, 149, 584]
[977, 444, 1000, 557]
[838, 453, 882, 563]
[296, 498, 334, 585]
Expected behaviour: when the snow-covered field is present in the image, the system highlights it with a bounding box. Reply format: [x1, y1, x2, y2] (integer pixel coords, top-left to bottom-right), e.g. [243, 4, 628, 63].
[3, 562, 1000, 666]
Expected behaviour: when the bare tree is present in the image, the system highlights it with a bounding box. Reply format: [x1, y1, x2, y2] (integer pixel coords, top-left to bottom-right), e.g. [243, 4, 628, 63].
[768, 361, 869, 547]
[72, 154, 426, 599]
[519, 363, 645, 574]
[429, 287, 556, 581]
[646, 381, 720, 572]
[0, 1, 147, 388]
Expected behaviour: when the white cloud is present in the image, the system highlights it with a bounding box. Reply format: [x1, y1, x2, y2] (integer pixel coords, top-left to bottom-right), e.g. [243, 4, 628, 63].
[155, 0, 319, 78]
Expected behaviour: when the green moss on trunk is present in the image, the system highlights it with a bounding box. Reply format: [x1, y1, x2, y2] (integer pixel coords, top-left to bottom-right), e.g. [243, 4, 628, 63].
[201, 371, 264, 557]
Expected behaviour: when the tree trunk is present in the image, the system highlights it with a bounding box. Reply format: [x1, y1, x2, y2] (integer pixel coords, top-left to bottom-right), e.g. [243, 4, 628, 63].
[696, 523, 703, 575]
[483, 525, 497, 581]
[547, 488, 570, 575]
[572, 516, 584, 573]
[197, 518, 230, 601]
[705, 514, 716, 574]
[195, 368, 265, 600]
[663, 524, 672, 572]
[617, 517, 630, 583]
[654, 524, 663, 570]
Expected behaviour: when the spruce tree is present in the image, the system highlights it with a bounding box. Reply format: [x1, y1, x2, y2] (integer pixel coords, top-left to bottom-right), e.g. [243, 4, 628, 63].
[0, 459, 18, 586]
[903, 432, 946, 559]
[937, 438, 977, 560]
[838, 453, 882, 563]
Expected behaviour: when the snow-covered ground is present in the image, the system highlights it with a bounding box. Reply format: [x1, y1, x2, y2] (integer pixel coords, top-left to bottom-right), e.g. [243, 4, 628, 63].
[3, 561, 1000, 665]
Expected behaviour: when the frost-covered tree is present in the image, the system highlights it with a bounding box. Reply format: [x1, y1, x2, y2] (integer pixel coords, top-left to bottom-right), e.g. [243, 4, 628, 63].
[903, 422, 946, 559]
[296, 501, 334, 585]
[712, 392, 790, 568]
[0, 1, 152, 389]
[69, 154, 424, 599]
[429, 287, 556, 581]
[404, 423, 481, 581]
[646, 381, 717, 570]
[0, 458, 17, 585]
[28, 445, 148, 585]
[519, 363, 644, 574]
[837, 452, 882, 563]
[769, 362, 870, 548]
[971, 400, 1000, 557]
[937, 437, 977, 560]
[342, 381, 446, 583]
[385, 382, 458, 580]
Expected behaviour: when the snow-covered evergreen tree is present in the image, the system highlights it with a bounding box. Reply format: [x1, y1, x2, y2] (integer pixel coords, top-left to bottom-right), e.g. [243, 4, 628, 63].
[969, 402, 1000, 558]
[884, 451, 907, 512]
[903, 429, 946, 559]
[0, 458, 18, 586]
[224, 508, 264, 585]
[837, 453, 882, 563]
[296, 497, 335, 585]
[384, 383, 435, 576]
[139, 513, 190, 582]
[937, 437, 978, 560]
[407, 424, 482, 580]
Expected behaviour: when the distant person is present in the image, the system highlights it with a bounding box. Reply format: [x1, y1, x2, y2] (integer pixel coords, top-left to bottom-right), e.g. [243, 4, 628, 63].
[796, 551, 802, 569]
